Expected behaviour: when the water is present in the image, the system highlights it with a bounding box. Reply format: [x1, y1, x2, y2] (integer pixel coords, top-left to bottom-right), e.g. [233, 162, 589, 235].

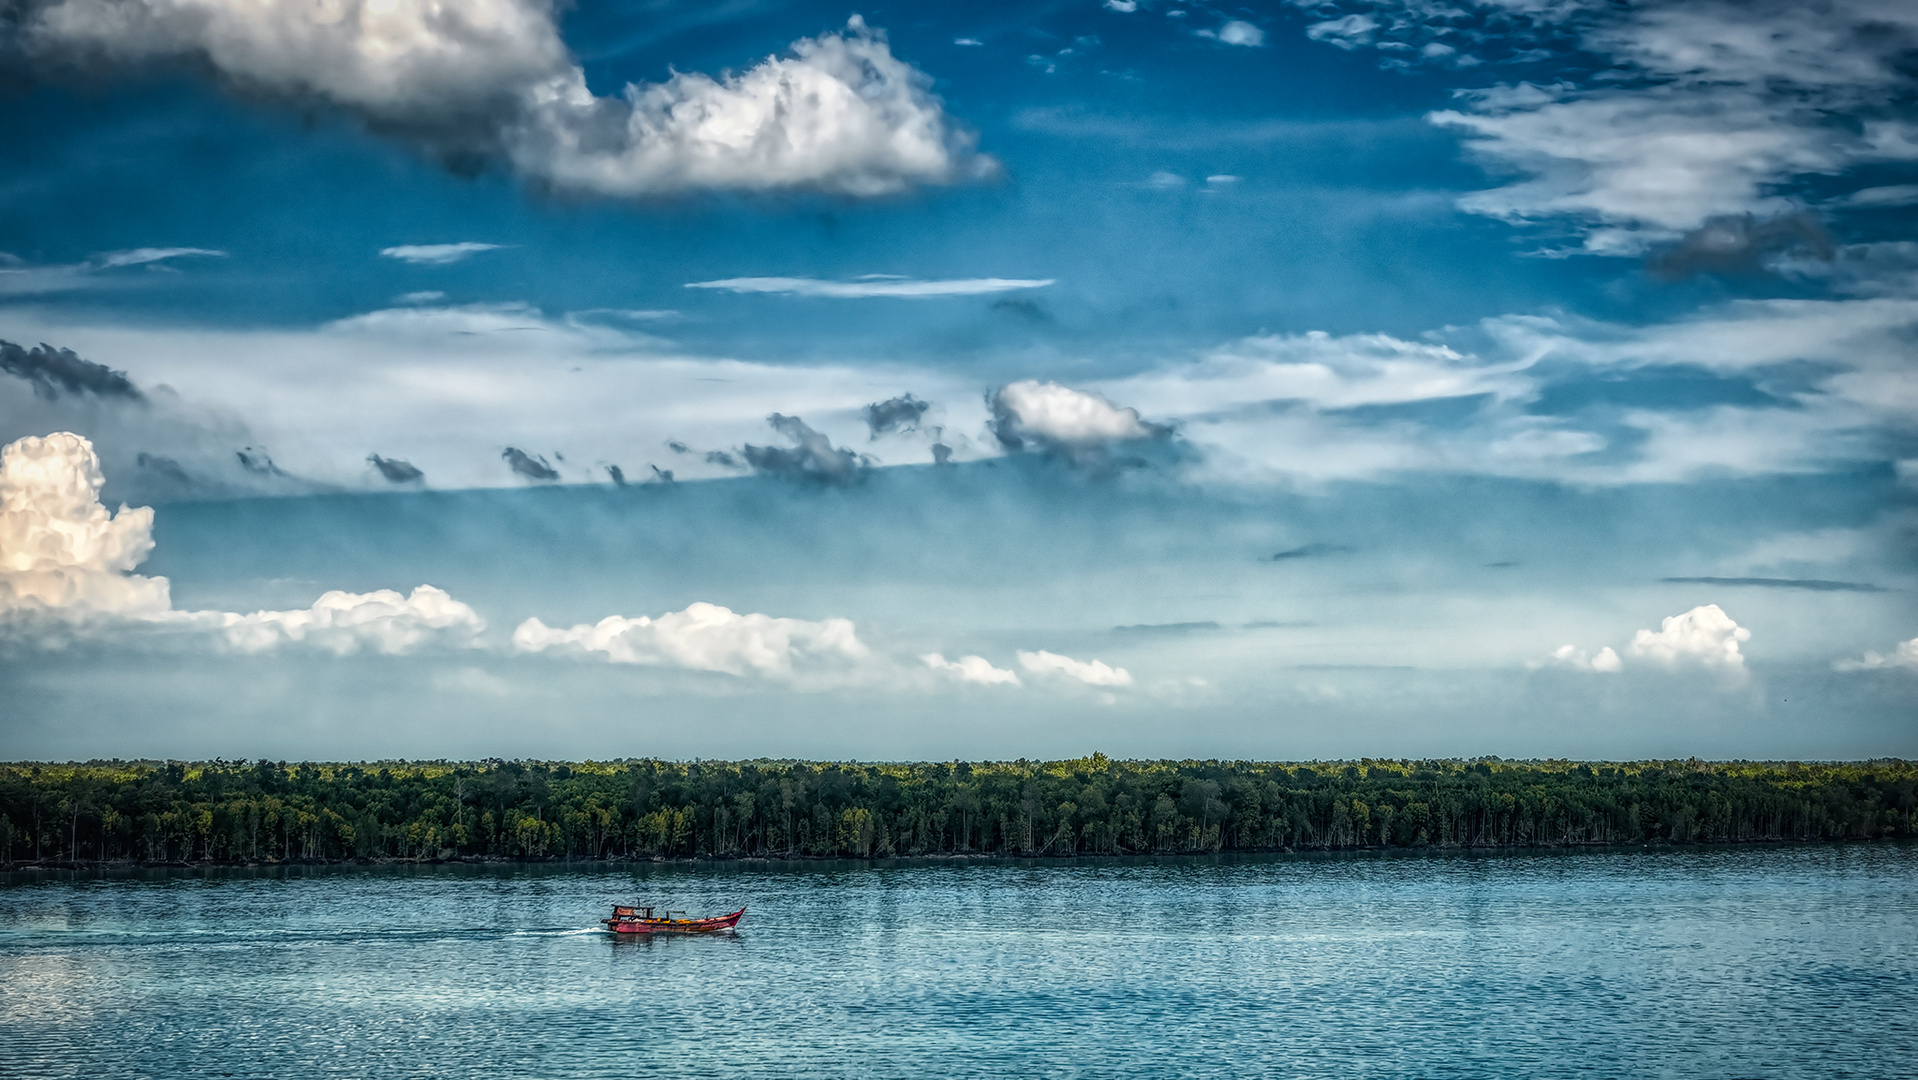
[2, 846, 1912, 1078]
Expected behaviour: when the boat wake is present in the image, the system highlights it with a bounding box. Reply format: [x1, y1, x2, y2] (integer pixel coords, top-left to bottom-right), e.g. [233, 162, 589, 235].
[506, 926, 606, 937]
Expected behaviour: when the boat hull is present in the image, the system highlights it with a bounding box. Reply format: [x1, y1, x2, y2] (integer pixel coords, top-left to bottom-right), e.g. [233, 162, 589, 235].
[603, 908, 745, 935]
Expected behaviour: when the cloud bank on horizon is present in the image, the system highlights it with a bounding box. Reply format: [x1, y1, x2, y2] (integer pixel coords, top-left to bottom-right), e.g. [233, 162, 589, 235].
[2, 431, 1151, 699]
[15, 430, 1852, 681]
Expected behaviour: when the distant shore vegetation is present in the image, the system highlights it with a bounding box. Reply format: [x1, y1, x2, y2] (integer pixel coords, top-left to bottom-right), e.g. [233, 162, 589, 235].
[2, 756, 1913, 866]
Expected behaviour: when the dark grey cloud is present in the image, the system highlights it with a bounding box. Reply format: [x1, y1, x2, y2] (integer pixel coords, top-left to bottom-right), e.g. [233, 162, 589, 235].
[667, 440, 691, 454]
[741, 413, 871, 486]
[1646, 213, 1835, 279]
[235, 447, 285, 476]
[931, 443, 953, 466]
[605, 464, 627, 486]
[0, 340, 329, 503]
[862, 393, 930, 438]
[705, 449, 741, 469]
[650, 465, 674, 484]
[134, 452, 194, 496]
[1113, 621, 1222, 634]
[368, 454, 424, 483]
[1660, 576, 1886, 593]
[1268, 543, 1354, 561]
[992, 297, 1049, 323]
[0, 340, 142, 401]
[502, 447, 559, 482]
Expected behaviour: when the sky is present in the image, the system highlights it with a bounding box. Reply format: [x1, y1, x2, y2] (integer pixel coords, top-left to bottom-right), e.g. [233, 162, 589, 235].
[0, 0, 1913, 762]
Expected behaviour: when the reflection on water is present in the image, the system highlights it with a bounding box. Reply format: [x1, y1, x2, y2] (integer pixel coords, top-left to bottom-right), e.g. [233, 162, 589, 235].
[2, 847, 1913, 1078]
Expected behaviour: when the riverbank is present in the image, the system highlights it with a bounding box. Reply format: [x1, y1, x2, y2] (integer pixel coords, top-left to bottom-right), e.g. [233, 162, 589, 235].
[4, 834, 1909, 874]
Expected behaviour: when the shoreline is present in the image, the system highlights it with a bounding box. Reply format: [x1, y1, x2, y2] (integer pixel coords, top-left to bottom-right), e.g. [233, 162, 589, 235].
[6, 835, 1906, 874]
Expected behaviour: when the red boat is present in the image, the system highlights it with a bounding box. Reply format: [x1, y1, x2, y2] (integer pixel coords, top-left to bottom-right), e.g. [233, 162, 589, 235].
[603, 904, 745, 935]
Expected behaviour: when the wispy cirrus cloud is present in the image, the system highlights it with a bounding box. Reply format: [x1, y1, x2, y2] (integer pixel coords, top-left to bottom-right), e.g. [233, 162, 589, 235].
[1660, 576, 1885, 593]
[1292, 0, 1918, 252]
[686, 276, 1054, 298]
[1090, 294, 1918, 484]
[0, 300, 989, 490]
[94, 247, 226, 269]
[8, 279, 1910, 495]
[0, 247, 225, 295]
[379, 243, 505, 265]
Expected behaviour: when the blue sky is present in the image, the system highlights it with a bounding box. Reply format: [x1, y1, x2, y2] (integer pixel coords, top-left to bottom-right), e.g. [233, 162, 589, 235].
[1, 0, 1913, 760]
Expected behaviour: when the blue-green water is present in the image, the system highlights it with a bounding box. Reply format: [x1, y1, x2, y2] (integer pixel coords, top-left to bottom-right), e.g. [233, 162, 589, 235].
[2, 846, 1912, 1078]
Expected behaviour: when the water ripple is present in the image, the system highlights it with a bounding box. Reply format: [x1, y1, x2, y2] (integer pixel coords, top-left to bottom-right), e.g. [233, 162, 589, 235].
[1, 846, 1912, 1078]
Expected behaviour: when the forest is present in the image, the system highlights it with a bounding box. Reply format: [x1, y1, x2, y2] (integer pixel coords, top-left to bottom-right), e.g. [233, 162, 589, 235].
[1, 756, 1912, 866]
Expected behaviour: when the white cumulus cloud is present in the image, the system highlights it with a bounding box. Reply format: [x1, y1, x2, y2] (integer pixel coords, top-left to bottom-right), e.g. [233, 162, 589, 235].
[1016, 649, 1133, 687]
[0, 431, 169, 622]
[512, 601, 868, 680]
[219, 586, 484, 655]
[380, 243, 504, 265]
[922, 652, 1021, 686]
[988, 380, 1162, 455]
[686, 276, 1052, 299]
[30, 0, 570, 118]
[506, 17, 987, 197]
[1833, 638, 1918, 672]
[1629, 604, 1751, 671]
[24, 7, 988, 199]
[0, 431, 482, 653]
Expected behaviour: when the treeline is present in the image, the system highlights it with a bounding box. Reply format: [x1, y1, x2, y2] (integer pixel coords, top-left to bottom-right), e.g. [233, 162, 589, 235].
[1, 756, 1913, 866]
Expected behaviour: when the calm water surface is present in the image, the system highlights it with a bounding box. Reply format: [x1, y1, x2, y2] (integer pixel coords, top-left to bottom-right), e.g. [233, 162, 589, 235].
[2, 846, 1913, 1078]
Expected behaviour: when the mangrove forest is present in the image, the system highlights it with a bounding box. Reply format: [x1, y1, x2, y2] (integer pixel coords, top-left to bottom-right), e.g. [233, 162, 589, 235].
[1, 756, 1912, 866]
